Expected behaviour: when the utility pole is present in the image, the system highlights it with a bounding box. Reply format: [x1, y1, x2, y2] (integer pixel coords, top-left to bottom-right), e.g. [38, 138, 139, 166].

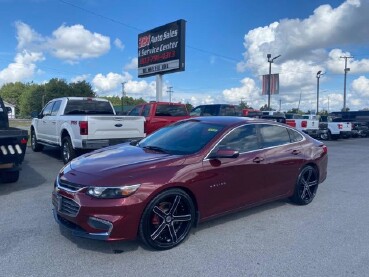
[267, 54, 281, 110]
[121, 82, 126, 114]
[279, 99, 282, 111]
[340, 56, 353, 111]
[167, 86, 173, 103]
[316, 71, 324, 115]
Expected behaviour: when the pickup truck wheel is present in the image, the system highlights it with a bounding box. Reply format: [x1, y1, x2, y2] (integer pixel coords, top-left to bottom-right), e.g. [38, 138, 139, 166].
[1, 171, 20, 183]
[61, 136, 76, 164]
[320, 132, 329, 140]
[291, 166, 319, 205]
[31, 130, 44, 152]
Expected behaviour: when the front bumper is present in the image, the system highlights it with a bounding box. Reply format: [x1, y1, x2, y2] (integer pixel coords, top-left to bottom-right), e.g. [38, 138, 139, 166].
[52, 188, 144, 241]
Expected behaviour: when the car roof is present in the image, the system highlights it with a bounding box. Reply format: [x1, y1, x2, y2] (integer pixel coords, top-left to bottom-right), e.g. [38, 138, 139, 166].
[187, 116, 273, 126]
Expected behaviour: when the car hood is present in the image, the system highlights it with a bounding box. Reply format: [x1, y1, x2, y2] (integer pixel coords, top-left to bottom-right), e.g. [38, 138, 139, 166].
[69, 144, 176, 175]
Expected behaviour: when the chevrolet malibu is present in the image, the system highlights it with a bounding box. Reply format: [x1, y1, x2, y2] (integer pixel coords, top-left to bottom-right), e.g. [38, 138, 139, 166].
[52, 117, 328, 250]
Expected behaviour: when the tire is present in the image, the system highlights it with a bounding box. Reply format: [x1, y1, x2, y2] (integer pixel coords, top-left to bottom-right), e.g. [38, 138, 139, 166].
[31, 129, 44, 152]
[291, 166, 319, 205]
[1, 171, 20, 183]
[320, 131, 329, 140]
[139, 189, 195, 250]
[61, 136, 76, 164]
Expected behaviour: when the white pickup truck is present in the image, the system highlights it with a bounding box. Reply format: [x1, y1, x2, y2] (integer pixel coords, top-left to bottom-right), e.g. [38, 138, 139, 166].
[319, 115, 352, 140]
[31, 97, 145, 163]
[285, 114, 320, 138]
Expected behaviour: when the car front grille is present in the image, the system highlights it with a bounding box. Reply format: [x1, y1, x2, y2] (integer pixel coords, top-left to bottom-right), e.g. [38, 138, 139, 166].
[58, 178, 86, 192]
[52, 194, 80, 217]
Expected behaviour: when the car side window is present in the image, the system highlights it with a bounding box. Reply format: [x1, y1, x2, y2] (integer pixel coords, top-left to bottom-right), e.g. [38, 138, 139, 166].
[217, 124, 259, 153]
[142, 104, 151, 117]
[41, 102, 54, 117]
[190, 107, 202, 116]
[50, 100, 62, 116]
[287, 128, 304, 142]
[128, 106, 142, 116]
[259, 124, 291, 148]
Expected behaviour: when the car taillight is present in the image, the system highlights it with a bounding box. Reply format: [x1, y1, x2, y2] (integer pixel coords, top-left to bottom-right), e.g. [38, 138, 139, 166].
[20, 138, 28, 144]
[338, 124, 343, 129]
[79, 121, 88, 135]
[301, 121, 307, 128]
[286, 120, 296, 127]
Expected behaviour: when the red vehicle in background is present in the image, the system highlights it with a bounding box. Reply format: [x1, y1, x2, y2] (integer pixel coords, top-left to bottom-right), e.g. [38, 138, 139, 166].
[128, 102, 190, 135]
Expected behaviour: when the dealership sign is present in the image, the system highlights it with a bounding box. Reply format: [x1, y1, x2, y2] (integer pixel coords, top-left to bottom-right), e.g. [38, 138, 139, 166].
[138, 19, 186, 78]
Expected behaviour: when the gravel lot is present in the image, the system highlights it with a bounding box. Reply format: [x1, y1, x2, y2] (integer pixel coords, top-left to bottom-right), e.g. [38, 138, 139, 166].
[1, 139, 369, 277]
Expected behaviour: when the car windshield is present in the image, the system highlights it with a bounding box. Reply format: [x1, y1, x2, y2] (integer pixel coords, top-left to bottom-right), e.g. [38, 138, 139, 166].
[138, 120, 225, 155]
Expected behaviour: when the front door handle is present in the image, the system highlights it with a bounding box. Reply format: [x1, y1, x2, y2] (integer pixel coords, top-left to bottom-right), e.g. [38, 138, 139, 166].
[253, 157, 264, 163]
[292, 150, 301, 155]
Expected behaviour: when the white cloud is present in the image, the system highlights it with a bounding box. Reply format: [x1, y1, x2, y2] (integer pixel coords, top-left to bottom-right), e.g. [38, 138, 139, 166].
[15, 21, 44, 50]
[114, 38, 125, 50]
[48, 24, 110, 63]
[92, 72, 132, 95]
[124, 58, 138, 71]
[233, 0, 369, 111]
[0, 50, 44, 85]
[71, 74, 90, 83]
[15, 22, 111, 64]
[352, 76, 369, 98]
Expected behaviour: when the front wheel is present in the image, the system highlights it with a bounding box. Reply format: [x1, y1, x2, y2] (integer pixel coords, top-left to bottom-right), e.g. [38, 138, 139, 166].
[291, 166, 319, 205]
[61, 136, 76, 164]
[31, 129, 44, 152]
[139, 189, 195, 250]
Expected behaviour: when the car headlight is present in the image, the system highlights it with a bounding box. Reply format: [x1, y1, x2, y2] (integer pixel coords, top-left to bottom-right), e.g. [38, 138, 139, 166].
[86, 184, 141, 199]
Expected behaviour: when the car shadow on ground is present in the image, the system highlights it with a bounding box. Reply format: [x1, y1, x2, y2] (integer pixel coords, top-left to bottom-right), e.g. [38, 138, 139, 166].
[0, 159, 46, 195]
[55, 198, 294, 254]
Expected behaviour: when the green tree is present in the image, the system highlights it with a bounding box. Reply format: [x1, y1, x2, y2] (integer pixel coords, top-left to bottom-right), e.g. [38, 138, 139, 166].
[0, 82, 27, 115]
[19, 83, 45, 117]
[69, 81, 96, 98]
[185, 102, 193, 112]
[260, 104, 275, 111]
[287, 108, 303, 114]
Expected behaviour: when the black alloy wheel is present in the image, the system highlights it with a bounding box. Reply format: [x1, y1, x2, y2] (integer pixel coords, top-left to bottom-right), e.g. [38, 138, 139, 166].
[31, 130, 43, 152]
[61, 136, 76, 164]
[291, 166, 319, 205]
[139, 189, 195, 250]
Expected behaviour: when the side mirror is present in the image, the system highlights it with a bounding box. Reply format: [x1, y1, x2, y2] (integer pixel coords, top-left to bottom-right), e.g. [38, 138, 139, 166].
[208, 149, 239, 159]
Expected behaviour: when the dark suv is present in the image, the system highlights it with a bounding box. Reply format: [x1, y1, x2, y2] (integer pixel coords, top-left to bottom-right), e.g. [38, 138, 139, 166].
[190, 104, 241, 116]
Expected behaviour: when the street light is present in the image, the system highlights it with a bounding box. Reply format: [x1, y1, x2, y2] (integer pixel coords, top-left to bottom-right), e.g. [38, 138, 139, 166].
[343, 67, 350, 111]
[267, 54, 281, 110]
[316, 70, 324, 114]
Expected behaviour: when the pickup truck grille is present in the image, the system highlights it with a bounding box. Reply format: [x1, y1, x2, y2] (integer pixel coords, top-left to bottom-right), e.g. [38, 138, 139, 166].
[58, 178, 86, 192]
[52, 194, 80, 217]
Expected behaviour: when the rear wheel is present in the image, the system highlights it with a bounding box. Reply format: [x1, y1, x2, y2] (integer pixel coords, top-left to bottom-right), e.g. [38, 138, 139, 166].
[31, 129, 44, 152]
[139, 189, 195, 250]
[1, 171, 20, 183]
[291, 166, 319, 205]
[61, 136, 76, 164]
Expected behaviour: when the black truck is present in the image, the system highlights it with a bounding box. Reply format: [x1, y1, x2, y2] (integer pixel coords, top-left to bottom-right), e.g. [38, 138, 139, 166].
[0, 97, 28, 183]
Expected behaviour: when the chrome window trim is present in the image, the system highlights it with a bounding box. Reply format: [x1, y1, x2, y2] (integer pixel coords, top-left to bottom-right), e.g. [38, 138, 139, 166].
[203, 122, 306, 161]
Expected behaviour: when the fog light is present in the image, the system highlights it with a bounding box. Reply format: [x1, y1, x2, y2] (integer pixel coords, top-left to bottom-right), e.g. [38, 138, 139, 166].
[88, 217, 113, 233]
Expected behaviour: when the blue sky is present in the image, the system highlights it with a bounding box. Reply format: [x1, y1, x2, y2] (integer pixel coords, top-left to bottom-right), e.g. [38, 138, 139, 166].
[1, 0, 369, 112]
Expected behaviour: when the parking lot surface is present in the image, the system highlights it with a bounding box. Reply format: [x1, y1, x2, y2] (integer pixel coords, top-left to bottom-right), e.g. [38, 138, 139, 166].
[1, 139, 369, 276]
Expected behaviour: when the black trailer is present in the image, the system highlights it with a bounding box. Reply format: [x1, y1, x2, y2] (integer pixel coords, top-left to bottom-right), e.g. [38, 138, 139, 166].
[0, 97, 28, 183]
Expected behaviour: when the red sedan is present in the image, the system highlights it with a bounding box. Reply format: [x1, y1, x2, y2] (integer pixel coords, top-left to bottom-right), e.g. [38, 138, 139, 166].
[52, 117, 328, 250]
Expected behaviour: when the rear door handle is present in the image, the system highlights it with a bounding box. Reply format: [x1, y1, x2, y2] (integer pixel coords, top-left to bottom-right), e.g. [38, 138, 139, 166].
[253, 157, 264, 163]
[292, 150, 301, 155]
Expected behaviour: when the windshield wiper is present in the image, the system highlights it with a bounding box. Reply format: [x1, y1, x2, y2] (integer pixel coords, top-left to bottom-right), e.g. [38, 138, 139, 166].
[142, 146, 169, 154]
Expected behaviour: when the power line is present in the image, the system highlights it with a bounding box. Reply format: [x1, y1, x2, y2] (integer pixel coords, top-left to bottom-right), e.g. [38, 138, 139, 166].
[58, 0, 240, 63]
